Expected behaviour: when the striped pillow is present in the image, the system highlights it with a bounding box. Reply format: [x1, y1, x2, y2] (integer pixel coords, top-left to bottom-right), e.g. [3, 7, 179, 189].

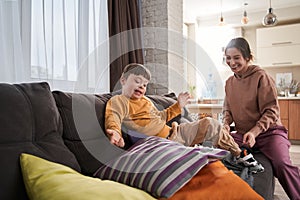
[94, 136, 229, 198]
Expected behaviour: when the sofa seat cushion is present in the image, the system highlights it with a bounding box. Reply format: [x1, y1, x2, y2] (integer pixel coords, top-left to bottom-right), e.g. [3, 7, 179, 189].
[0, 82, 80, 200]
[20, 153, 156, 200]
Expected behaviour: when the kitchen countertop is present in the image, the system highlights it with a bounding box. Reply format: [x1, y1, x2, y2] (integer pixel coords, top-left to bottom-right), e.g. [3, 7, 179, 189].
[186, 96, 300, 114]
[277, 96, 300, 100]
[185, 103, 223, 114]
[189, 96, 300, 103]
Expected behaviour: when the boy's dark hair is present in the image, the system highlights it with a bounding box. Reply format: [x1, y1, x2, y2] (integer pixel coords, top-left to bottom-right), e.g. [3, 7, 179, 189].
[122, 63, 151, 81]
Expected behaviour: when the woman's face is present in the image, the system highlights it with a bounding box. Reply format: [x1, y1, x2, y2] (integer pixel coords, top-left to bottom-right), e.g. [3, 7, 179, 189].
[225, 47, 249, 75]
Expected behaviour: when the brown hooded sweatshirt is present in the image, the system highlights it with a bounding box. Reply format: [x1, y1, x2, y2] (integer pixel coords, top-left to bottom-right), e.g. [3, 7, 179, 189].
[222, 65, 282, 137]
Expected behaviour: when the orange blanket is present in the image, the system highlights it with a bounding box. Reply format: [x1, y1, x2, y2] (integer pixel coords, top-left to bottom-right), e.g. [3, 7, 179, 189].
[160, 161, 263, 200]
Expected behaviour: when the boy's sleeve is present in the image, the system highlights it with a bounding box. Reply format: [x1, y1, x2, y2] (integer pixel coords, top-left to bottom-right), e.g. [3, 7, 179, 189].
[163, 102, 182, 122]
[105, 97, 126, 136]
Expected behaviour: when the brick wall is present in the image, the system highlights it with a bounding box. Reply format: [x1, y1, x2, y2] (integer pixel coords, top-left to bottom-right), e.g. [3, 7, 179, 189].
[141, 0, 184, 95]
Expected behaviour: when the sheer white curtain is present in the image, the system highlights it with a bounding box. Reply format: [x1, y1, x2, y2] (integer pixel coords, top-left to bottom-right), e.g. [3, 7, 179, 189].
[0, 0, 109, 93]
[0, 0, 26, 83]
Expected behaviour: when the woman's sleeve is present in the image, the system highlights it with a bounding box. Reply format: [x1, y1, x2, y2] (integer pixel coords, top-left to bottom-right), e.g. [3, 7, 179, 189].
[249, 74, 280, 136]
[222, 96, 233, 126]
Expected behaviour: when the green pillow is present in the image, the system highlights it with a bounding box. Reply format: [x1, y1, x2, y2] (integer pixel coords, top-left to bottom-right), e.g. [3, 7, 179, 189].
[20, 153, 156, 200]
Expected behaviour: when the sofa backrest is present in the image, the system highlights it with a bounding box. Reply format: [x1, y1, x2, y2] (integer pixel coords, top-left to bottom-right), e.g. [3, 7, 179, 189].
[52, 90, 191, 176]
[52, 91, 120, 176]
[0, 82, 80, 200]
[0, 81, 193, 199]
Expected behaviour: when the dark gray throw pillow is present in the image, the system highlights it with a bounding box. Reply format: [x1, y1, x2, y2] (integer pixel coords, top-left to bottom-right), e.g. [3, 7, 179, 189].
[0, 82, 80, 200]
[52, 91, 118, 176]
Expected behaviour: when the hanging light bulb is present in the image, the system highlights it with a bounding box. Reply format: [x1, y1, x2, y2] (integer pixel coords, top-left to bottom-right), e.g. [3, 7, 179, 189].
[219, 13, 225, 26]
[262, 0, 278, 26]
[241, 3, 249, 25]
[218, 0, 226, 26]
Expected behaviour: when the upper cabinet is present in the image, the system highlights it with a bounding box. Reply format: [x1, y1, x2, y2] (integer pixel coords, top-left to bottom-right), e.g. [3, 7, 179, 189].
[256, 23, 300, 67]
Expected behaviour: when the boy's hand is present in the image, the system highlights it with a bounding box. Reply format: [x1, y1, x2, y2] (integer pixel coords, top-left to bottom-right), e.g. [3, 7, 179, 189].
[106, 129, 125, 148]
[177, 92, 191, 108]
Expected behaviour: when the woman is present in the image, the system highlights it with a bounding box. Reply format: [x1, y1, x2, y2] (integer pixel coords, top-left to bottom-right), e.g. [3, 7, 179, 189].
[222, 37, 300, 200]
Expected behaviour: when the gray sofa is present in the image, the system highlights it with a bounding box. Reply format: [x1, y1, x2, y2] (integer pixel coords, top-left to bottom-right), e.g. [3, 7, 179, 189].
[0, 82, 274, 199]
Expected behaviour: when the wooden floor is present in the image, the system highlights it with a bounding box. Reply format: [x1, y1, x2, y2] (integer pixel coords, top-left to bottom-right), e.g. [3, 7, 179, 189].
[273, 145, 300, 200]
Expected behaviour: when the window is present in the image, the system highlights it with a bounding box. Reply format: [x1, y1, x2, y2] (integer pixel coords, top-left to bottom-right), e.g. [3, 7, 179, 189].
[195, 26, 242, 98]
[31, 0, 78, 80]
[30, 0, 109, 92]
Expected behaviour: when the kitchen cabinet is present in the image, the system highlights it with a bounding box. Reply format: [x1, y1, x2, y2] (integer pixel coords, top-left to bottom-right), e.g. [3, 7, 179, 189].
[288, 100, 300, 140]
[278, 100, 289, 129]
[278, 99, 300, 140]
[256, 23, 300, 67]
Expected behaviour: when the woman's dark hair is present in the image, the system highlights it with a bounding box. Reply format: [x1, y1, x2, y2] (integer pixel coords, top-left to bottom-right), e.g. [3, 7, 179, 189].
[225, 37, 253, 61]
[122, 63, 151, 80]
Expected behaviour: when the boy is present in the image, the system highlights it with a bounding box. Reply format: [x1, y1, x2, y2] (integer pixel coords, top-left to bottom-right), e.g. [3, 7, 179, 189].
[105, 63, 242, 156]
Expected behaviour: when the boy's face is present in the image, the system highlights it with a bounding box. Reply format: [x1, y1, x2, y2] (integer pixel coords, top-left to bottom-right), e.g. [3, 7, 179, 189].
[121, 74, 149, 99]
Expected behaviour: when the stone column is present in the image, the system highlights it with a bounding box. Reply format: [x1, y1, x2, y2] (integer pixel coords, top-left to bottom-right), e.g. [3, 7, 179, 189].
[141, 0, 184, 95]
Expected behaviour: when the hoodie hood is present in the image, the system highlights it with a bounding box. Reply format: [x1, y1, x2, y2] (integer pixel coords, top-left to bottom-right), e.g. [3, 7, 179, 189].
[234, 65, 263, 79]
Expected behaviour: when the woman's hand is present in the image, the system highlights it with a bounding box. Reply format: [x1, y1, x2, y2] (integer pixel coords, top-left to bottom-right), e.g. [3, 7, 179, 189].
[106, 129, 125, 148]
[242, 131, 256, 148]
[177, 92, 191, 108]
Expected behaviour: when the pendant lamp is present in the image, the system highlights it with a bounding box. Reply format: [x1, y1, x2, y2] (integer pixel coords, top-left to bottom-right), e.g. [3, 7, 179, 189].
[219, 14, 225, 26]
[262, 0, 278, 26]
[241, 2, 249, 25]
[218, 0, 226, 26]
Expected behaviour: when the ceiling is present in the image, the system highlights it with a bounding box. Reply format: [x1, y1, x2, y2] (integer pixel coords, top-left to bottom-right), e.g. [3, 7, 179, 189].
[183, 0, 300, 26]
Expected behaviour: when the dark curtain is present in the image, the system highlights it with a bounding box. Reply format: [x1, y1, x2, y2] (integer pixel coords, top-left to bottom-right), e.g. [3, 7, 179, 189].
[108, 0, 144, 92]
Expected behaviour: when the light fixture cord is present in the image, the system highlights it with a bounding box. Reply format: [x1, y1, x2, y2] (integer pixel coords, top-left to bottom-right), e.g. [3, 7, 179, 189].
[220, 0, 223, 17]
[243, 2, 248, 12]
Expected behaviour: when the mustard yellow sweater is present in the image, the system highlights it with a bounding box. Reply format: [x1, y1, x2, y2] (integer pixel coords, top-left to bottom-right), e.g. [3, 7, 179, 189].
[105, 95, 181, 138]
